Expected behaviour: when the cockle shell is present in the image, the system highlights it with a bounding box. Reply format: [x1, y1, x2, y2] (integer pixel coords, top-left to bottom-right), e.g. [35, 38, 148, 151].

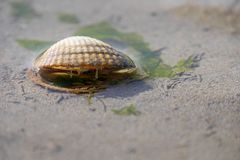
[28, 36, 137, 94]
[34, 36, 135, 72]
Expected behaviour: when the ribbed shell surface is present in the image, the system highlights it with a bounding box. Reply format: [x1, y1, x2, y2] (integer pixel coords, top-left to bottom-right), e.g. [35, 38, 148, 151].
[34, 36, 135, 71]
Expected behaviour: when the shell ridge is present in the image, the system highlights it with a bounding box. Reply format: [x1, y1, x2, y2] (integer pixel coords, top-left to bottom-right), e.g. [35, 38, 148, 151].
[34, 36, 136, 71]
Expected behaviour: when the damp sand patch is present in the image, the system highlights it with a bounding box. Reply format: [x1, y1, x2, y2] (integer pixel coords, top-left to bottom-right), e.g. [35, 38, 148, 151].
[171, 4, 240, 34]
[10, 1, 40, 20]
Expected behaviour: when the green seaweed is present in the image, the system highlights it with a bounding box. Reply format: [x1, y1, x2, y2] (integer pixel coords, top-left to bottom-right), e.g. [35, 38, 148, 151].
[17, 39, 54, 52]
[58, 13, 79, 24]
[75, 22, 199, 78]
[171, 56, 195, 76]
[147, 63, 173, 77]
[112, 104, 141, 116]
[17, 21, 201, 79]
[75, 22, 151, 53]
[10, 1, 39, 19]
[143, 56, 196, 78]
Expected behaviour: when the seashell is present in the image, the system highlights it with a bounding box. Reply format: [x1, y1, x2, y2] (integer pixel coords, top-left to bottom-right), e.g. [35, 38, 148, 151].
[28, 36, 137, 93]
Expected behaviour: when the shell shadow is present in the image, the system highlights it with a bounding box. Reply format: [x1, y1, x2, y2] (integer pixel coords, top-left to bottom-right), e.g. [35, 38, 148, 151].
[96, 47, 167, 98]
[97, 80, 152, 98]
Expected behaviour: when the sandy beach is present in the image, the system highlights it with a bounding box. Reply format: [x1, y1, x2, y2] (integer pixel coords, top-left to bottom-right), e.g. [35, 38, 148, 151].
[0, 0, 240, 159]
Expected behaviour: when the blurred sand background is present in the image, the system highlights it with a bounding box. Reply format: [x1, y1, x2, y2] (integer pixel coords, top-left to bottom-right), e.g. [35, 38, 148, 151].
[0, 0, 240, 160]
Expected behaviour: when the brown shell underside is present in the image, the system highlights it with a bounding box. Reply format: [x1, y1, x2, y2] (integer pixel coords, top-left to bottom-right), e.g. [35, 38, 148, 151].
[27, 69, 106, 94]
[34, 36, 135, 71]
